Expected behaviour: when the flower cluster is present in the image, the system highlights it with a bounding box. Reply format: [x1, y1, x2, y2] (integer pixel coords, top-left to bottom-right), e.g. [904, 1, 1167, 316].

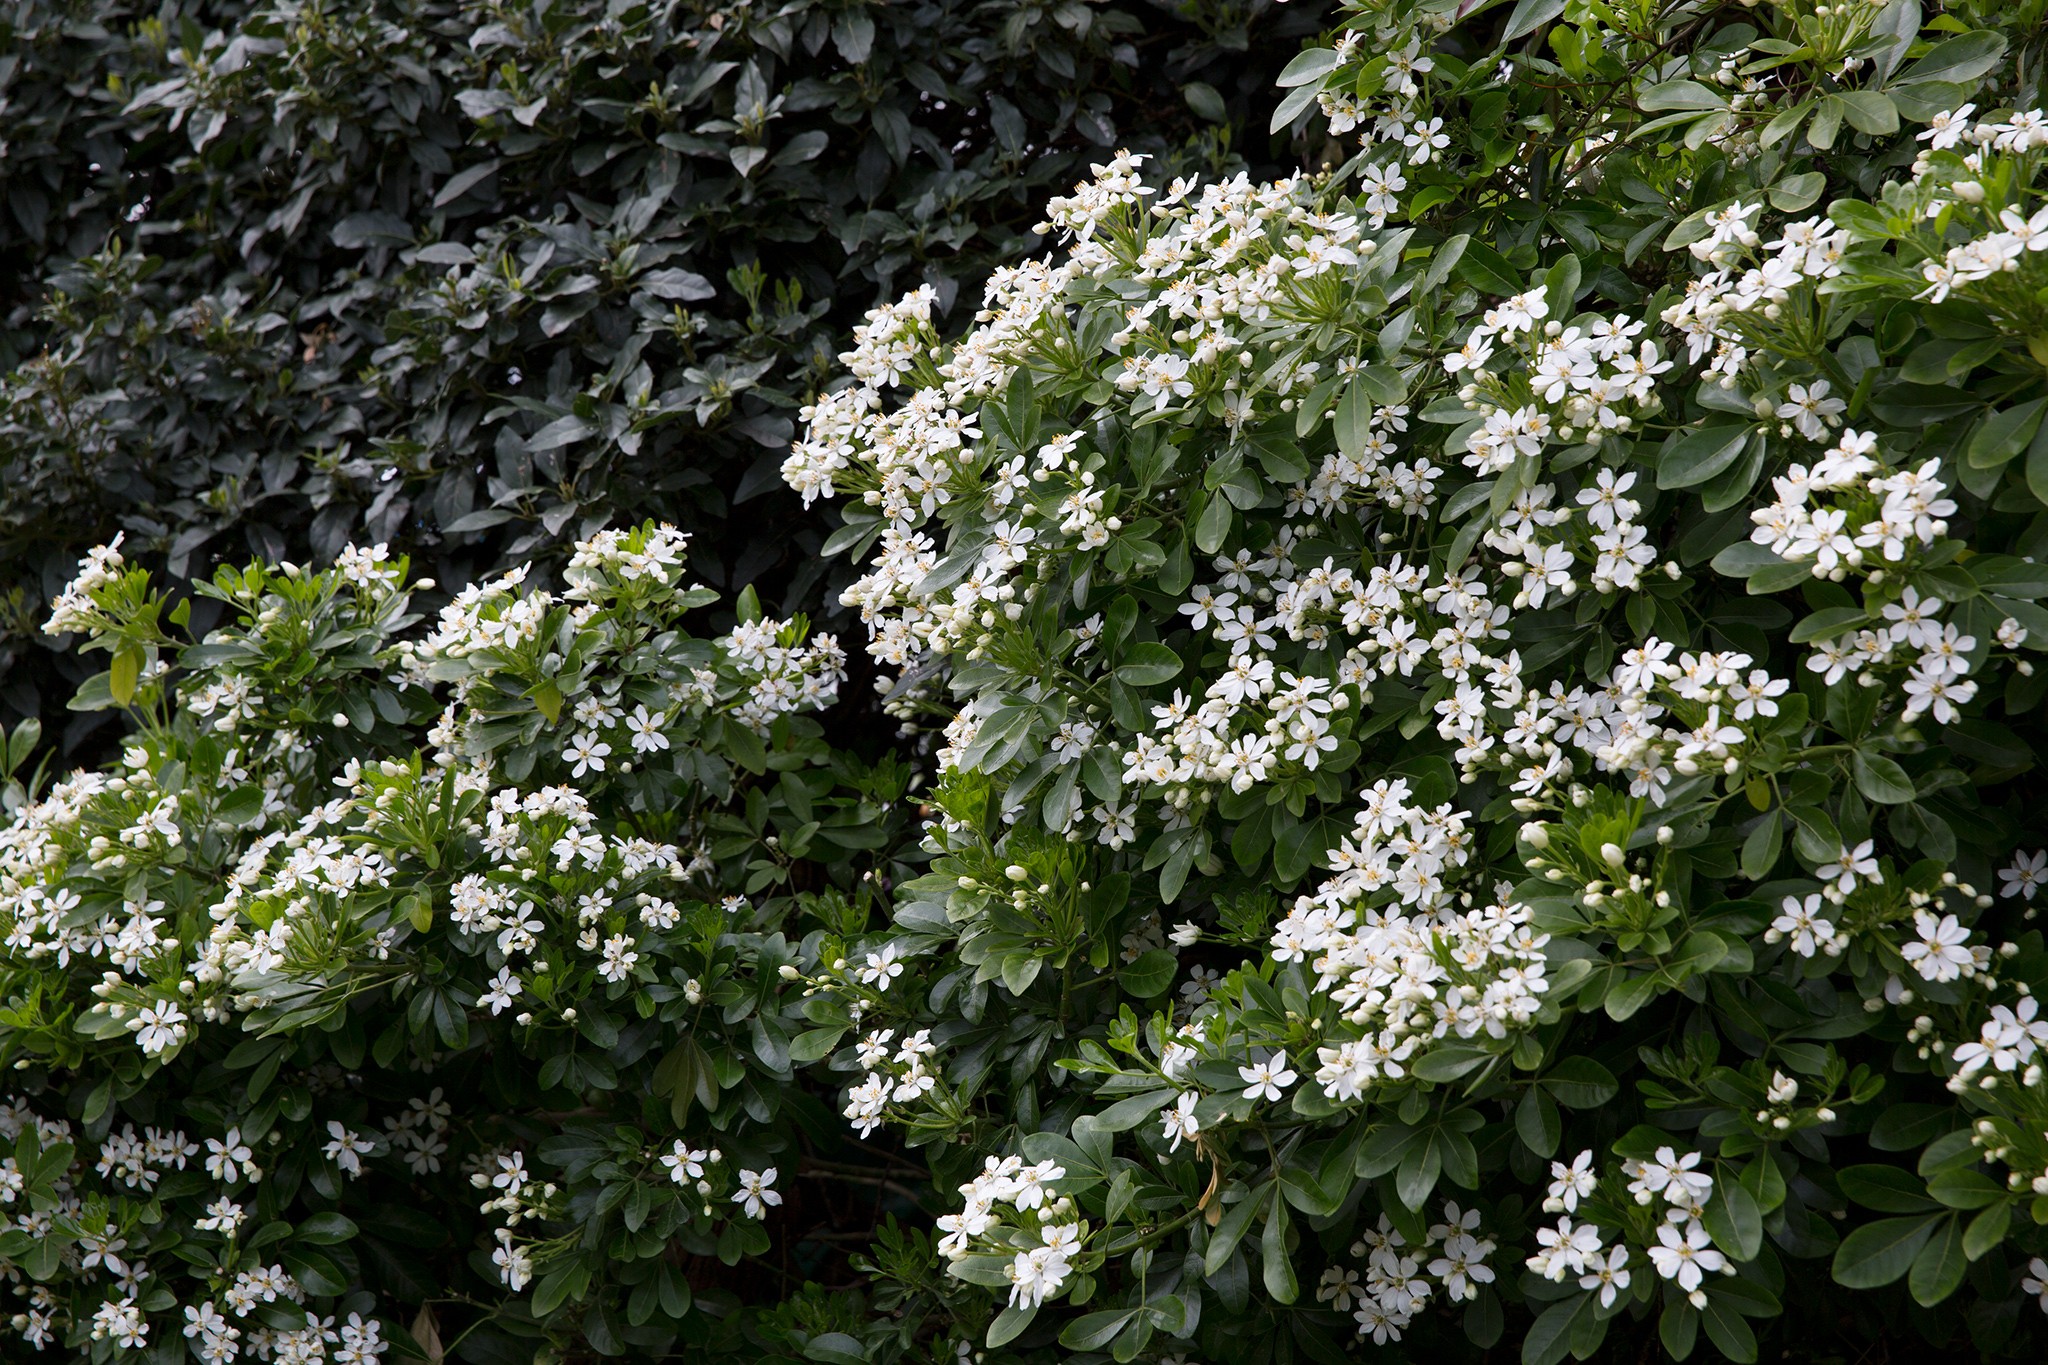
[0, 1096, 389, 1364]
[1529, 1147, 1736, 1312]
[932, 1154, 1083, 1310]
[0, 521, 884, 1355]
[1316, 1205, 1497, 1344]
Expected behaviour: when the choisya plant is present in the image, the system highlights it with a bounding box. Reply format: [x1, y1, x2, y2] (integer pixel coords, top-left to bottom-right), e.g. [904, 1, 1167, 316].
[781, 1, 2048, 1361]
[0, 522, 919, 1361]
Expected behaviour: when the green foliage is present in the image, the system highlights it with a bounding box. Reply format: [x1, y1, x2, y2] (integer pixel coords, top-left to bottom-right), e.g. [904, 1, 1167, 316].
[1, 523, 923, 1358]
[772, 0, 2048, 1360]
[0, 0, 1325, 749]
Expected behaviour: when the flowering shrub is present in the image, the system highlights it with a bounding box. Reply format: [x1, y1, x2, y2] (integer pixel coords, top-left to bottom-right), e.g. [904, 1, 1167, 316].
[779, 0, 2048, 1360]
[0, 0, 1330, 766]
[0, 523, 926, 1359]
[16, 1, 2048, 1363]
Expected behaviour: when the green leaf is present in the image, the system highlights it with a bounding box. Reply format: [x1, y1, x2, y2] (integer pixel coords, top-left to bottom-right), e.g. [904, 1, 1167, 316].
[1838, 1165, 1940, 1214]
[1701, 1178, 1762, 1261]
[1194, 493, 1232, 553]
[1275, 47, 1339, 87]
[1542, 253, 1581, 323]
[1769, 171, 1826, 213]
[1355, 364, 1406, 406]
[1605, 971, 1659, 1020]
[1394, 1132, 1443, 1209]
[1515, 1085, 1561, 1157]
[1503, 0, 1567, 43]
[1658, 424, 1750, 490]
[1543, 1057, 1618, 1109]
[1831, 1214, 1941, 1288]
[295, 1212, 358, 1245]
[1639, 80, 1726, 112]
[1182, 81, 1227, 123]
[1455, 239, 1523, 297]
[1740, 813, 1782, 881]
[1411, 1044, 1490, 1082]
[1659, 1299, 1699, 1359]
[1115, 643, 1183, 686]
[1962, 1200, 2012, 1260]
[986, 1303, 1037, 1349]
[1834, 90, 1899, 135]
[1788, 606, 1867, 643]
[108, 645, 142, 706]
[1809, 96, 1844, 149]
[1851, 751, 1916, 805]
[4, 717, 41, 774]
[530, 680, 563, 725]
[1869, 1104, 1958, 1151]
[789, 1027, 844, 1063]
[1700, 1291, 1758, 1363]
[1966, 398, 2047, 470]
[1205, 1182, 1270, 1274]
[1060, 1309, 1140, 1351]
[1907, 1215, 1966, 1306]
[2027, 415, 2048, 507]
[1892, 31, 2006, 87]
[280, 1247, 350, 1297]
[1926, 1167, 2002, 1209]
[1261, 1196, 1297, 1303]
[1119, 949, 1177, 999]
[803, 1333, 868, 1365]
[1522, 1295, 1593, 1365]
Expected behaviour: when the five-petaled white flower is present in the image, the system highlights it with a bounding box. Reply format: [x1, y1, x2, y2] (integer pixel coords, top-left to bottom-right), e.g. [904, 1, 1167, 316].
[2001, 850, 2047, 902]
[1901, 911, 1973, 983]
[1579, 1245, 1631, 1307]
[1648, 1220, 1727, 1291]
[1161, 1092, 1201, 1152]
[732, 1167, 781, 1219]
[1238, 1051, 1298, 1103]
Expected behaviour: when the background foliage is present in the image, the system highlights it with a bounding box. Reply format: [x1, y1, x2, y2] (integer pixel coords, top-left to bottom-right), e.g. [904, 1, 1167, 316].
[0, 0, 1324, 755]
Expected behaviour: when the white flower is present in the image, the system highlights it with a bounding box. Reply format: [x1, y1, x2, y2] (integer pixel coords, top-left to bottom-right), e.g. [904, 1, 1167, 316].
[131, 1000, 189, 1055]
[1641, 1147, 1713, 1207]
[1647, 1219, 1726, 1291]
[1769, 893, 1840, 958]
[91, 1298, 148, 1349]
[1819, 839, 1880, 897]
[2023, 1255, 2048, 1312]
[624, 704, 670, 753]
[195, 1197, 246, 1235]
[1161, 1092, 1201, 1152]
[1546, 1150, 1597, 1213]
[1527, 1217, 1602, 1279]
[564, 732, 612, 777]
[733, 1167, 781, 1219]
[1238, 1051, 1298, 1103]
[598, 934, 640, 983]
[205, 1128, 258, 1184]
[662, 1142, 709, 1184]
[1579, 1245, 1631, 1307]
[322, 1122, 376, 1177]
[1901, 912, 1972, 983]
[1006, 1242, 1073, 1308]
[480, 967, 523, 1015]
[858, 942, 905, 990]
[1775, 381, 1845, 440]
[2001, 850, 2047, 901]
[493, 1230, 533, 1291]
